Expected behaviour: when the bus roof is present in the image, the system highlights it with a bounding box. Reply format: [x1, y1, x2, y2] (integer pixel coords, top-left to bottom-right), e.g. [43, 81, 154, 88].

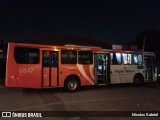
[8, 42, 102, 51]
[8, 42, 155, 55]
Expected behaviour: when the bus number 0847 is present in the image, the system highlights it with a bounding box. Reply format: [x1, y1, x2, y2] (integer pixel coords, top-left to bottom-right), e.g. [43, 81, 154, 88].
[19, 68, 34, 74]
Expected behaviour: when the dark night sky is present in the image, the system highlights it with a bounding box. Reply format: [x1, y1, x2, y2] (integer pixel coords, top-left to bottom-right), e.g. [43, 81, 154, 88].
[0, 0, 160, 44]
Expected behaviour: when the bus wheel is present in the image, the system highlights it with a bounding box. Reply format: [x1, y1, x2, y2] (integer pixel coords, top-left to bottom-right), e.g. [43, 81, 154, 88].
[134, 74, 144, 86]
[64, 77, 79, 92]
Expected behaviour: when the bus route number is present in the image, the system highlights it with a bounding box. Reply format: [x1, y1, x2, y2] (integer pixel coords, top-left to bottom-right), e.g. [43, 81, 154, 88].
[19, 68, 34, 74]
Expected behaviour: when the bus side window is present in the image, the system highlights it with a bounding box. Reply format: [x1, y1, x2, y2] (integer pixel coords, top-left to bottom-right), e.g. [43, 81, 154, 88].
[78, 51, 93, 64]
[14, 47, 40, 64]
[61, 50, 77, 64]
[110, 53, 121, 65]
[122, 53, 132, 65]
[133, 54, 143, 65]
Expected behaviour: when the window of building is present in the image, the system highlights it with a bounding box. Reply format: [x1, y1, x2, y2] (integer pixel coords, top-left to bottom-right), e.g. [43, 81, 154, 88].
[61, 50, 77, 64]
[133, 54, 143, 65]
[122, 53, 132, 65]
[110, 53, 121, 65]
[14, 47, 39, 64]
[78, 51, 93, 64]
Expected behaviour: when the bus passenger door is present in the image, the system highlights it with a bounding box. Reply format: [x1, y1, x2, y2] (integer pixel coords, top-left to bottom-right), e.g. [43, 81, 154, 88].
[42, 51, 58, 87]
[95, 53, 110, 84]
[144, 56, 155, 81]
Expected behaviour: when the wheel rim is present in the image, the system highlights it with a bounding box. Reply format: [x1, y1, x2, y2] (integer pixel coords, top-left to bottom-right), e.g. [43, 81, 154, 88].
[68, 80, 77, 90]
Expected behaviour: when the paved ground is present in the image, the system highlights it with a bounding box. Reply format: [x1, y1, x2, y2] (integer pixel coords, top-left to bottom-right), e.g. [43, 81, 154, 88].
[0, 82, 160, 120]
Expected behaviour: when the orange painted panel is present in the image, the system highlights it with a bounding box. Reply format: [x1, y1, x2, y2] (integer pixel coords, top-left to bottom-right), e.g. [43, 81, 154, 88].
[51, 68, 57, 86]
[43, 68, 49, 87]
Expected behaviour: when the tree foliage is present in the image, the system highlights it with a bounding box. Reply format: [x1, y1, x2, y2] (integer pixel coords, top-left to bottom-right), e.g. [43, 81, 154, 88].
[136, 29, 160, 55]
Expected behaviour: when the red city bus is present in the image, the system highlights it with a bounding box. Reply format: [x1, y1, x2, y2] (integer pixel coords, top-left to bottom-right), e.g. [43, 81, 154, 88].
[5, 43, 157, 92]
[5, 43, 102, 92]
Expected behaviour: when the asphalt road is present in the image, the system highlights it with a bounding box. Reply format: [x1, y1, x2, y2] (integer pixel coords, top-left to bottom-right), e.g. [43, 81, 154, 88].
[0, 82, 160, 120]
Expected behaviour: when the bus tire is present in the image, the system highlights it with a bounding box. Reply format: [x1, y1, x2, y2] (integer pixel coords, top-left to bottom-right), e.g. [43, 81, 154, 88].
[134, 74, 144, 86]
[64, 77, 80, 92]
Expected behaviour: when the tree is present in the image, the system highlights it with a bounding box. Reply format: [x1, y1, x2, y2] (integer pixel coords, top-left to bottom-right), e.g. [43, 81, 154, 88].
[0, 41, 8, 52]
[135, 29, 160, 67]
[136, 29, 160, 55]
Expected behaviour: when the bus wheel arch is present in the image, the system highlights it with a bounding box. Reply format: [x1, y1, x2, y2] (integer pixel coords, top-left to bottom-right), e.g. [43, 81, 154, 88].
[133, 73, 144, 85]
[64, 75, 81, 92]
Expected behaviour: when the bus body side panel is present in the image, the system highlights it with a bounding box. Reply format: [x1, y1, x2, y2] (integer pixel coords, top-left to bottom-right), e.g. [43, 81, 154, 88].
[43, 67, 50, 87]
[58, 64, 95, 87]
[5, 43, 18, 87]
[51, 67, 58, 86]
[110, 65, 121, 84]
[6, 43, 42, 88]
[15, 48, 42, 88]
[17, 64, 41, 88]
[77, 64, 95, 86]
[120, 65, 137, 83]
